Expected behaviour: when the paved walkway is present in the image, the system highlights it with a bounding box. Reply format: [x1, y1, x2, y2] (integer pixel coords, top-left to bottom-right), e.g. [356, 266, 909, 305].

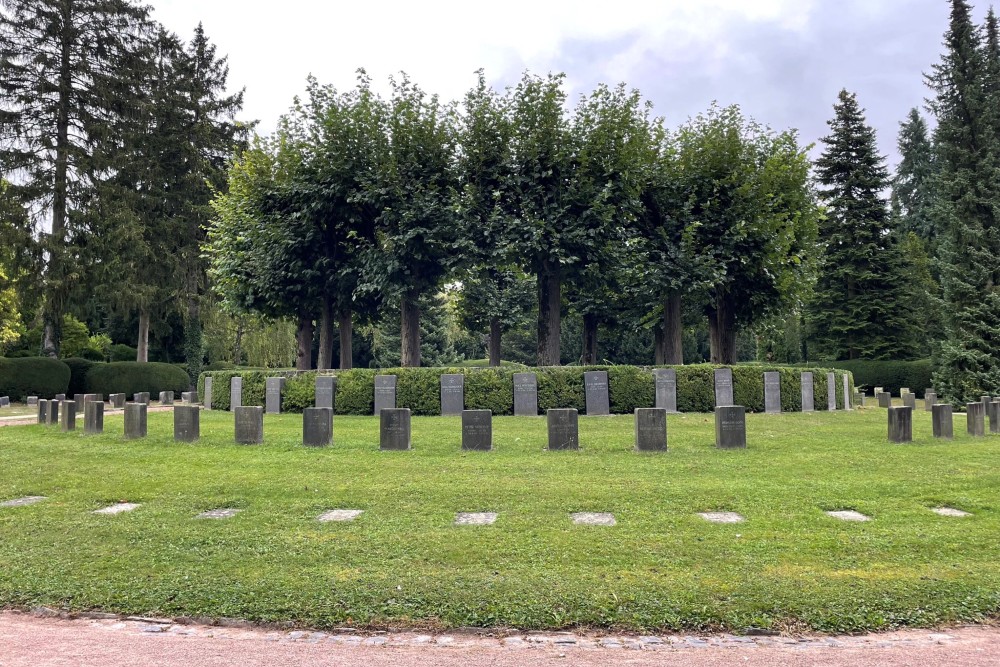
[2, 611, 999, 666]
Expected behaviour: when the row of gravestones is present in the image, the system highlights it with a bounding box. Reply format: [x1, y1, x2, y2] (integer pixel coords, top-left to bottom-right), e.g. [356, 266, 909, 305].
[887, 399, 1000, 442]
[18, 391, 197, 410]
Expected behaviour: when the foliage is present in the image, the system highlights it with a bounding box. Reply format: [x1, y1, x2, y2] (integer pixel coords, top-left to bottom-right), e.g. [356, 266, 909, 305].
[892, 108, 938, 245]
[85, 362, 190, 397]
[62, 358, 97, 396]
[822, 359, 934, 397]
[0, 264, 23, 354]
[0, 357, 70, 400]
[109, 344, 138, 362]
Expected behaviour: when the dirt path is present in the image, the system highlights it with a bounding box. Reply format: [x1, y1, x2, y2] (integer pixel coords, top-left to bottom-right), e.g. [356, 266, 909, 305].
[2, 612, 999, 667]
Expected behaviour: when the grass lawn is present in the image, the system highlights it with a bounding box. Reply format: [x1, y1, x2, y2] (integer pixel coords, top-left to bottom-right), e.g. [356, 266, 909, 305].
[1, 406, 999, 633]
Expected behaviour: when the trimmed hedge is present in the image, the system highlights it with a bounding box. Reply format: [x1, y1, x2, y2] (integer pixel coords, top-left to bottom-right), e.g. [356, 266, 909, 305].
[818, 359, 933, 398]
[199, 364, 854, 416]
[0, 357, 71, 400]
[85, 362, 190, 398]
[109, 344, 138, 362]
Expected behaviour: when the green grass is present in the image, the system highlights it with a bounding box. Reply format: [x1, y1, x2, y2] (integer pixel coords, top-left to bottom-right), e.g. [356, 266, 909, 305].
[1, 406, 999, 633]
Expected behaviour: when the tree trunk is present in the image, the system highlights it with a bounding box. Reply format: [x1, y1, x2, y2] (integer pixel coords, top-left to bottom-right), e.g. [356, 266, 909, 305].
[233, 317, 245, 366]
[184, 293, 202, 389]
[338, 309, 353, 370]
[661, 292, 684, 365]
[708, 296, 737, 364]
[137, 309, 150, 362]
[401, 292, 421, 367]
[296, 314, 314, 370]
[654, 326, 666, 365]
[318, 296, 333, 370]
[536, 261, 562, 366]
[488, 317, 502, 367]
[582, 313, 599, 365]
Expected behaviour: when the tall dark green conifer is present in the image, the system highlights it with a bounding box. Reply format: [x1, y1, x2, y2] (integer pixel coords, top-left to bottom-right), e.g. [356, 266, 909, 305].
[893, 109, 936, 243]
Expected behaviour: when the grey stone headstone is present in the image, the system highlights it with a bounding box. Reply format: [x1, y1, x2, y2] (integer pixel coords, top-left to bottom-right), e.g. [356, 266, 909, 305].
[584, 371, 610, 416]
[715, 406, 747, 449]
[133, 392, 150, 405]
[901, 388, 911, 396]
[967, 402, 986, 437]
[440, 374, 465, 416]
[315, 376, 336, 410]
[843, 375, 852, 411]
[27, 396, 38, 406]
[888, 406, 913, 443]
[853, 392, 863, 408]
[981, 395, 992, 410]
[46, 399, 59, 426]
[374, 375, 396, 415]
[37, 399, 47, 424]
[763, 372, 781, 414]
[513, 372, 538, 416]
[800, 372, 814, 412]
[714, 368, 734, 407]
[181, 391, 197, 404]
[74, 393, 85, 414]
[303, 407, 333, 447]
[827, 373, 837, 411]
[925, 392, 937, 411]
[54, 393, 66, 402]
[159, 391, 174, 405]
[203, 377, 213, 411]
[379, 408, 411, 451]
[874, 386, 884, 396]
[0, 396, 8, 407]
[230, 377, 243, 410]
[990, 400, 1000, 435]
[634, 408, 668, 452]
[653, 369, 678, 413]
[110, 393, 126, 409]
[60, 401, 76, 431]
[547, 408, 579, 450]
[878, 392, 891, 408]
[932, 404, 953, 440]
[461, 410, 493, 451]
[902, 392, 916, 410]
[265, 377, 284, 414]
[174, 405, 200, 443]
[124, 403, 147, 440]
[84, 401, 104, 434]
[234, 406, 264, 445]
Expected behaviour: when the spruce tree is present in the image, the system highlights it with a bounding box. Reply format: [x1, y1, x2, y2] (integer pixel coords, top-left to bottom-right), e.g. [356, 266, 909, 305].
[808, 90, 917, 361]
[893, 109, 937, 243]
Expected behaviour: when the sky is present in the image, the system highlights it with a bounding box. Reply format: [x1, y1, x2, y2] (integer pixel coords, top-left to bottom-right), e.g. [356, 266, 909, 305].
[151, 0, 969, 167]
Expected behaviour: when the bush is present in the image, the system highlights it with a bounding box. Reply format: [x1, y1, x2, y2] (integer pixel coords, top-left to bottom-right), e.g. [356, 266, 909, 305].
[63, 357, 98, 396]
[0, 357, 71, 400]
[197, 369, 300, 411]
[85, 362, 190, 398]
[821, 359, 933, 397]
[109, 344, 137, 362]
[80, 348, 105, 361]
[5, 350, 37, 358]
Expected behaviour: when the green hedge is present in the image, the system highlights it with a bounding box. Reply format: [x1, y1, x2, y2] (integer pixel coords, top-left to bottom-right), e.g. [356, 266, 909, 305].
[85, 362, 190, 398]
[63, 357, 96, 396]
[0, 357, 71, 400]
[199, 364, 854, 416]
[109, 344, 137, 362]
[818, 359, 933, 397]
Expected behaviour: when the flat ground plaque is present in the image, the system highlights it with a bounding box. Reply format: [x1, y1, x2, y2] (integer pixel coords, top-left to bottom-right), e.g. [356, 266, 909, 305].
[513, 373, 538, 416]
[584, 371, 610, 416]
[317, 509, 364, 522]
[379, 408, 411, 451]
[461, 410, 492, 451]
[374, 375, 396, 415]
[827, 510, 870, 522]
[653, 369, 678, 413]
[0, 496, 47, 508]
[455, 512, 498, 525]
[699, 512, 745, 524]
[764, 372, 781, 414]
[315, 376, 336, 410]
[440, 374, 464, 416]
[571, 512, 616, 526]
[547, 409, 579, 450]
[714, 368, 734, 407]
[93, 503, 141, 515]
[932, 507, 971, 517]
[197, 508, 240, 520]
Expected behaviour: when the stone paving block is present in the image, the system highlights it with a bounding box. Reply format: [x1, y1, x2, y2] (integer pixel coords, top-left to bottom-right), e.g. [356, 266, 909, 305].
[317, 509, 364, 522]
[932, 507, 971, 517]
[826, 510, 871, 522]
[571, 512, 616, 526]
[93, 503, 141, 515]
[454, 512, 498, 525]
[0, 496, 47, 507]
[698, 511, 745, 524]
[196, 508, 240, 520]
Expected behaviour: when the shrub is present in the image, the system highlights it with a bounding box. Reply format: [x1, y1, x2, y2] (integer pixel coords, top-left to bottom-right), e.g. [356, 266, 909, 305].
[0, 357, 71, 400]
[821, 359, 933, 397]
[79, 348, 105, 361]
[63, 357, 98, 396]
[197, 369, 300, 411]
[109, 344, 137, 362]
[5, 350, 36, 358]
[85, 362, 190, 398]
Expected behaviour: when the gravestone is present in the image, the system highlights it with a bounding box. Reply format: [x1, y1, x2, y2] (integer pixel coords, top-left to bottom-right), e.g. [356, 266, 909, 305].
[714, 368, 734, 407]
[827, 373, 837, 410]
[853, 392, 863, 408]
[440, 374, 465, 416]
[174, 405, 200, 442]
[379, 408, 411, 451]
[715, 406, 747, 449]
[547, 409, 579, 450]
[27, 396, 38, 407]
[37, 399, 47, 424]
[303, 407, 333, 447]
[901, 388, 911, 396]
[0, 396, 8, 407]
[925, 391, 937, 411]
[652, 369, 678, 413]
[230, 377, 243, 410]
[74, 393, 85, 414]
[374, 375, 396, 415]
[45, 399, 59, 425]
[981, 395, 992, 410]
[84, 401, 104, 434]
[634, 408, 668, 452]
[513, 373, 538, 416]
[903, 392, 916, 410]
[932, 404, 953, 439]
[763, 372, 781, 414]
[203, 377, 213, 411]
[60, 401, 76, 431]
[124, 402, 147, 439]
[159, 391, 174, 405]
[265, 377, 284, 414]
[133, 392, 150, 405]
[584, 371, 611, 416]
[461, 410, 493, 451]
[888, 406, 912, 443]
[878, 392, 891, 408]
[181, 391, 197, 404]
[234, 406, 264, 444]
[315, 376, 336, 410]
[875, 386, 884, 396]
[990, 400, 1000, 435]
[843, 375, 852, 411]
[109, 393, 126, 409]
[967, 402, 986, 437]
[800, 372, 814, 412]
[54, 393, 66, 402]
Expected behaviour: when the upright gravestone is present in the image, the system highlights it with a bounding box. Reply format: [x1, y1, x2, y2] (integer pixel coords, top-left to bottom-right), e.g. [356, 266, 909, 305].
[37, 399, 47, 424]
[878, 392, 891, 408]
[60, 401, 76, 431]
[158, 391, 174, 405]
[901, 388, 911, 396]
[634, 408, 668, 452]
[584, 371, 611, 416]
[888, 406, 913, 443]
[874, 386, 884, 396]
[932, 403, 953, 439]
[374, 375, 396, 415]
[843, 375, 852, 411]
[133, 392, 150, 405]
[989, 400, 1000, 435]
[74, 393, 85, 414]
[379, 408, 411, 451]
[967, 402, 986, 437]
[853, 392, 864, 408]
[903, 392, 916, 410]
[763, 372, 781, 414]
[440, 374, 465, 416]
[827, 373, 837, 411]
[801, 372, 814, 412]
[54, 393, 66, 402]
[124, 402, 147, 440]
[981, 395, 992, 410]
[547, 409, 579, 450]
[203, 377, 213, 411]
[0, 396, 8, 408]
[84, 401, 104, 434]
[715, 406, 747, 449]
[513, 373, 538, 416]
[27, 396, 38, 407]
[461, 410, 492, 451]
[925, 391, 937, 411]
[110, 393, 126, 409]
[174, 405, 200, 443]
[45, 399, 59, 426]
[714, 368, 734, 407]
[653, 369, 678, 413]
[265, 377, 284, 414]
[303, 407, 333, 447]
[230, 377, 243, 410]
[181, 391, 197, 404]
[234, 406, 264, 445]
[315, 376, 336, 410]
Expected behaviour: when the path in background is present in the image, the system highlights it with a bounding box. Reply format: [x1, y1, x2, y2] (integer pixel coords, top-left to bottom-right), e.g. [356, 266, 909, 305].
[0, 405, 174, 427]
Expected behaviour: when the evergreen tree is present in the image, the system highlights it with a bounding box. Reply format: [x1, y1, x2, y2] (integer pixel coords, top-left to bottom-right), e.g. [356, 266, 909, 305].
[808, 90, 917, 361]
[892, 109, 937, 244]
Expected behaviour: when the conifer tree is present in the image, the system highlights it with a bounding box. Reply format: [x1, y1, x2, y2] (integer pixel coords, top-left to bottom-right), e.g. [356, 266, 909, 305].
[892, 109, 937, 244]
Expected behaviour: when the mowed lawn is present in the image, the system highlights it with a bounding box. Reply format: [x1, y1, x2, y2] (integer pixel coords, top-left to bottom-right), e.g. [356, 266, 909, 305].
[1, 407, 999, 633]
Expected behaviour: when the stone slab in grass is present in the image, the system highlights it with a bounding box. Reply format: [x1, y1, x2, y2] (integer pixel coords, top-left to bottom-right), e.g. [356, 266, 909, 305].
[196, 508, 240, 520]
[0, 496, 46, 508]
[317, 509, 364, 522]
[454, 512, 498, 526]
[826, 510, 871, 522]
[932, 507, 972, 517]
[571, 512, 616, 526]
[698, 511, 745, 524]
[93, 503, 141, 515]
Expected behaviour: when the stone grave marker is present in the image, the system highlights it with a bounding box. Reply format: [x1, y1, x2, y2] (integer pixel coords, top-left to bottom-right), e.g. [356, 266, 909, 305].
[0, 496, 46, 508]
[932, 404, 953, 440]
[234, 406, 264, 444]
[74, 393, 85, 414]
[197, 508, 240, 520]
[374, 375, 396, 415]
[925, 391, 937, 411]
[315, 376, 336, 410]
[36, 399, 47, 424]
[853, 392, 863, 408]
[990, 400, 1000, 435]
[827, 373, 837, 410]
[932, 507, 971, 517]
[652, 369, 678, 413]
[981, 395, 992, 410]
[303, 407, 333, 447]
[547, 409, 579, 450]
[133, 392, 150, 405]
[27, 396, 38, 407]
[513, 372, 538, 416]
[714, 368, 734, 407]
[461, 410, 492, 451]
[181, 391, 197, 404]
[878, 392, 891, 408]
[109, 393, 126, 409]
[888, 406, 912, 443]
[203, 377, 213, 410]
[84, 401, 104, 434]
[265, 377, 284, 414]
[54, 393, 66, 402]
[60, 401, 76, 431]
[764, 372, 781, 414]
[93, 503, 141, 515]
[174, 405, 200, 443]
[584, 371, 610, 416]
[827, 510, 870, 522]
[230, 377, 243, 410]
[967, 402, 986, 437]
[45, 399, 59, 426]
[699, 512, 745, 524]
[902, 392, 916, 410]
[455, 512, 498, 526]
[801, 372, 814, 412]
[158, 391, 174, 405]
[317, 509, 364, 522]
[440, 374, 465, 416]
[901, 388, 911, 396]
[875, 386, 884, 396]
[843, 375, 852, 411]
[0, 396, 8, 408]
[571, 512, 616, 526]
[634, 408, 667, 452]
[124, 402, 147, 439]
[379, 408, 411, 451]
[715, 406, 747, 449]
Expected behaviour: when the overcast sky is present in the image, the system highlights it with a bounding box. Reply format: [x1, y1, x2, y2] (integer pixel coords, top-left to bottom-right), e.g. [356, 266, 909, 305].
[151, 0, 970, 167]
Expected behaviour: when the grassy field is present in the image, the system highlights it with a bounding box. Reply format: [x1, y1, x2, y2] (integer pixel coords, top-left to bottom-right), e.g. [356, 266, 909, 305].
[1, 406, 999, 633]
